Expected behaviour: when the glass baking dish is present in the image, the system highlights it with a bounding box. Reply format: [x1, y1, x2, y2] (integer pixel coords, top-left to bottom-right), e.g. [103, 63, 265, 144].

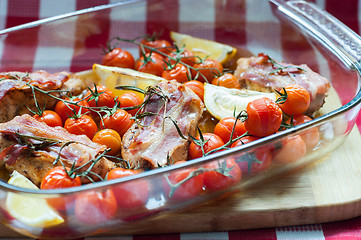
[0, 0, 360, 238]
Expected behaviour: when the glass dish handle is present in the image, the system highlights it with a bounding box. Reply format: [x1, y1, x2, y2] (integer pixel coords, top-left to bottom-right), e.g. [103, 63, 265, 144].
[270, 0, 361, 70]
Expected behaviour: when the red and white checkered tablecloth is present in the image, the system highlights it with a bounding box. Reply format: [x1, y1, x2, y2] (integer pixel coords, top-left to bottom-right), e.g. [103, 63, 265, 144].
[1, 0, 361, 239]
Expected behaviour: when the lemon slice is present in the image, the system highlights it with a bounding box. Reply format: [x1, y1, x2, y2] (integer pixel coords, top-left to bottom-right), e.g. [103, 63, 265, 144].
[170, 31, 237, 64]
[6, 171, 64, 228]
[204, 83, 277, 120]
[92, 64, 164, 97]
[73, 69, 99, 85]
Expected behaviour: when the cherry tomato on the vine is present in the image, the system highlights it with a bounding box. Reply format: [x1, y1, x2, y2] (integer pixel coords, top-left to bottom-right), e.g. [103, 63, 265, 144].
[163, 161, 204, 201]
[102, 109, 134, 137]
[214, 117, 247, 143]
[188, 133, 225, 160]
[117, 92, 143, 116]
[64, 114, 98, 139]
[107, 168, 149, 209]
[102, 48, 135, 69]
[232, 136, 272, 175]
[202, 158, 242, 191]
[273, 135, 306, 164]
[139, 38, 173, 55]
[191, 58, 223, 82]
[54, 97, 89, 123]
[162, 63, 190, 83]
[135, 52, 165, 76]
[286, 114, 319, 150]
[276, 84, 310, 116]
[184, 80, 204, 101]
[33, 110, 62, 127]
[244, 97, 283, 137]
[211, 73, 240, 89]
[74, 189, 117, 226]
[40, 166, 81, 211]
[92, 129, 122, 156]
[86, 85, 116, 109]
[169, 48, 196, 66]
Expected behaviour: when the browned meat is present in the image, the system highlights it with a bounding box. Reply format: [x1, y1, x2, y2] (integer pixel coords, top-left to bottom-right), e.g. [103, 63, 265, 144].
[0, 114, 115, 186]
[0, 71, 92, 123]
[234, 54, 330, 115]
[121, 80, 204, 169]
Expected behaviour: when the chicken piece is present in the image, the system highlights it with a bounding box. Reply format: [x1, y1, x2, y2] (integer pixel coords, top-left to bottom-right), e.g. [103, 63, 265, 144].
[0, 70, 93, 123]
[234, 53, 330, 115]
[0, 114, 115, 186]
[122, 80, 204, 169]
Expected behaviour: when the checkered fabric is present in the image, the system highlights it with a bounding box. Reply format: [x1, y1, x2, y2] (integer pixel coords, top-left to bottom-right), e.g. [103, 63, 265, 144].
[0, 0, 361, 239]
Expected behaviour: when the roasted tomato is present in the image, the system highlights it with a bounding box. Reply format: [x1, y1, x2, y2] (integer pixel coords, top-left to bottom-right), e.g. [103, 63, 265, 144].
[101, 109, 134, 137]
[192, 58, 223, 82]
[135, 52, 165, 76]
[163, 161, 204, 201]
[202, 158, 241, 191]
[232, 136, 272, 175]
[162, 63, 190, 83]
[92, 129, 122, 156]
[33, 110, 62, 127]
[54, 97, 90, 123]
[85, 85, 116, 109]
[188, 133, 225, 160]
[273, 135, 307, 164]
[117, 92, 143, 116]
[168, 48, 196, 66]
[211, 73, 240, 89]
[107, 168, 149, 209]
[139, 38, 173, 55]
[40, 166, 81, 211]
[214, 117, 247, 143]
[102, 48, 135, 69]
[244, 97, 283, 137]
[287, 114, 319, 150]
[276, 84, 310, 116]
[184, 80, 204, 101]
[64, 114, 98, 139]
[74, 189, 117, 225]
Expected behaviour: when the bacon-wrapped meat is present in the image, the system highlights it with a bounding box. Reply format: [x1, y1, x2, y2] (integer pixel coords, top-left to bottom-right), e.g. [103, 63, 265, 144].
[121, 80, 204, 169]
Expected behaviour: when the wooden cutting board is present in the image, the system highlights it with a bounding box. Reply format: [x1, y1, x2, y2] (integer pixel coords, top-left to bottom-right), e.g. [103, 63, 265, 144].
[1, 89, 361, 237]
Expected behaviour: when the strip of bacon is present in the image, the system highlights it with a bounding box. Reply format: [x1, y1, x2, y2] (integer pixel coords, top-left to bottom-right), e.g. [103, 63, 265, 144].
[0, 114, 115, 186]
[121, 80, 204, 169]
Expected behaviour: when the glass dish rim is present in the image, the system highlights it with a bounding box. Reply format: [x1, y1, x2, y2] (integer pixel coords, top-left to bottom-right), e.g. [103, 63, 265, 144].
[0, 0, 360, 195]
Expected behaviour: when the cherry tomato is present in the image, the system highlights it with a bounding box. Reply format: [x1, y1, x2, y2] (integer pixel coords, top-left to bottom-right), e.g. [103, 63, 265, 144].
[140, 38, 173, 55]
[135, 52, 165, 76]
[102, 109, 134, 137]
[214, 117, 247, 143]
[102, 48, 135, 69]
[169, 48, 196, 66]
[273, 135, 307, 164]
[107, 168, 149, 209]
[54, 97, 89, 123]
[92, 129, 122, 156]
[211, 73, 240, 89]
[202, 158, 241, 191]
[163, 161, 204, 201]
[86, 85, 116, 109]
[40, 166, 81, 211]
[75, 189, 117, 225]
[276, 84, 310, 116]
[118, 92, 143, 116]
[188, 133, 225, 160]
[232, 136, 272, 175]
[64, 114, 98, 139]
[244, 97, 283, 137]
[192, 58, 223, 82]
[162, 63, 189, 83]
[33, 110, 62, 127]
[184, 80, 204, 101]
[287, 114, 319, 150]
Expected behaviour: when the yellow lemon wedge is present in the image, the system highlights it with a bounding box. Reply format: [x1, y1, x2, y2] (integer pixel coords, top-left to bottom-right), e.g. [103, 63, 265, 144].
[204, 83, 277, 120]
[170, 31, 237, 64]
[73, 69, 100, 85]
[6, 171, 64, 228]
[92, 64, 164, 97]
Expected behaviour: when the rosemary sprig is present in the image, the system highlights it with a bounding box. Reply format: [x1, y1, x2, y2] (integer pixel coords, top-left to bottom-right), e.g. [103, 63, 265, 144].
[267, 55, 305, 75]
